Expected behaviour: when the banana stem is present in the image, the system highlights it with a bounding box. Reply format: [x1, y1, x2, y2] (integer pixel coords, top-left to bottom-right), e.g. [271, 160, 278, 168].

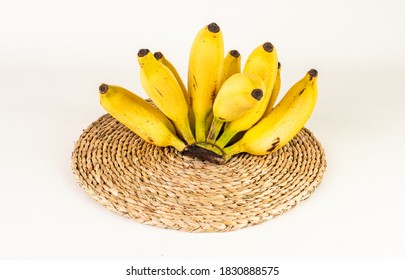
[215, 128, 237, 149]
[176, 123, 196, 145]
[172, 140, 187, 152]
[195, 121, 207, 143]
[206, 118, 224, 144]
[222, 142, 241, 159]
[182, 142, 225, 164]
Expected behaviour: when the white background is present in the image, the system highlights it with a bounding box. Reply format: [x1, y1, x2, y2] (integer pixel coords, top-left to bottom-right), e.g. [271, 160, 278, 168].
[1, 0, 405, 261]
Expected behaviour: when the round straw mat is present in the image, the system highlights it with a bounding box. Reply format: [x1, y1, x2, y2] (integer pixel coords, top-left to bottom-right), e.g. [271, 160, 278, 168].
[71, 114, 327, 232]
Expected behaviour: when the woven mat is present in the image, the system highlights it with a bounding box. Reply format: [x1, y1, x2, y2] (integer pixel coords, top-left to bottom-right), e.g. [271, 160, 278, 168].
[71, 114, 327, 232]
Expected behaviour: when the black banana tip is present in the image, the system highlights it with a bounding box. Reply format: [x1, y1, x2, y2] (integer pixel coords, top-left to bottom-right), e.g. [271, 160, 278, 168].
[208, 22, 220, 33]
[137, 49, 150, 57]
[99, 84, 109, 94]
[263, 42, 274, 52]
[154, 52, 163, 60]
[308, 69, 318, 79]
[230, 50, 240, 58]
[251, 89, 263, 101]
[278, 62, 281, 69]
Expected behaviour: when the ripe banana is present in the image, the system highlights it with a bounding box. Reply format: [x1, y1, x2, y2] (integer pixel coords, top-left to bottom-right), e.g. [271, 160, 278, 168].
[218, 50, 241, 89]
[215, 42, 278, 148]
[267, 68, 315, 115]
[153, 51, 190, 107]
[138, 49, 195, 144]
[264, 62, 281, 115]
[98, 84, 186, 151]
[188, 22, 224, 142]
[154, 51, 195, 132]
[96, 23, 320, 164]
[206, 73, 265, 143]
[213, 73, 265, 122]
[223, 69, 318, 158]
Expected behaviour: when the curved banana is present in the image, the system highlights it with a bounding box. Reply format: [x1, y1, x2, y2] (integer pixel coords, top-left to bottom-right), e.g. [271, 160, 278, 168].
[154, 51, 195, 132]
[188, 22, 224, 142]
[153, 51, 189, 107]
[98, 84, 186, 151]
[206, 73, 265, 143]
[223, 69, 318, 158]
[215, 42, 278, 148]
[218, 50, 241, 89]
[213, 73, 265, 122]
[264, 62, 281, 115]
[137, 49, 195, 144]
[267, 68, 315, 115]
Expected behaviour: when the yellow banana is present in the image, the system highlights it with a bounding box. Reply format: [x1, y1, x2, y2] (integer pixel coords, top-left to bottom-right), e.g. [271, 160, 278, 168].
[153, 51, 190, 107]
[137, 49, 195, 144]
[215, 42, 278, 148]
[264, 62, 281, 115]
[188, 22, 224, 142]
[213, 73, 265, 122]
[218, 50, 241, 89]
[98, 84, 186, 151]
[206, 73, 265, 143]
[154, 51, 195, 133]
[223, 69, 318, 158]
[267, 68, 315, 115]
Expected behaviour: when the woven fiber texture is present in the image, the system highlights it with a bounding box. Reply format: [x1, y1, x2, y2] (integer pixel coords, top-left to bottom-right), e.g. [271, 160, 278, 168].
[71, 114, 327, 232]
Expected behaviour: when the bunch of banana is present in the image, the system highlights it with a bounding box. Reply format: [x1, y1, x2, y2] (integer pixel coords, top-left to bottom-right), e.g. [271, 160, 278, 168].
[98, 22, 319, 164]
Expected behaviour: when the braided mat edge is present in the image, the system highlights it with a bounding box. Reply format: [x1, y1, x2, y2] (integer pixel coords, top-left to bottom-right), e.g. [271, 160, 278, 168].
[71, 114, 327, 232]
